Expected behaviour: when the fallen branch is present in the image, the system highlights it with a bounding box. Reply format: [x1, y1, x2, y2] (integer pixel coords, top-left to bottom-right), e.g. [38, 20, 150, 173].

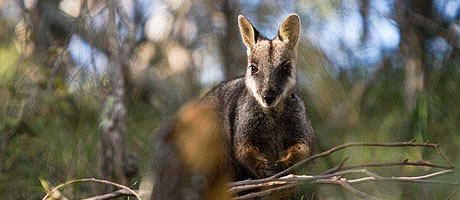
[231, 139, 454, 187]
[232, 183, 298, 200]
[447, 186, 460, 200]
[320, 159, 451, 175]
[231, 169, 459, 200]
[334, 178, 379, 200]
[230, 140, 457, 200]
[41, 178, 141, 200]
[82, 189, 149, 200]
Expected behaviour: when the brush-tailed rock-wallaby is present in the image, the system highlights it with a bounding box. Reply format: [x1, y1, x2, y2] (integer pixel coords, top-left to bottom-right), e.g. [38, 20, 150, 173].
[203, 14, 315, 181]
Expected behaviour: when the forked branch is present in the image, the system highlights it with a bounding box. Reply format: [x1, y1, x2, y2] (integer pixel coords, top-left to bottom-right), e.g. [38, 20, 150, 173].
[229, 140, 458, 200]
[231, 139, 454, 187]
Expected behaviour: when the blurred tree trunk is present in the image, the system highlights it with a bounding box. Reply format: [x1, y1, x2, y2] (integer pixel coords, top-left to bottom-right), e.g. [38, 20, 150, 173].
[99, 1, 134, 195]
[218, 0, 245, 80]
[359, 0, 370, 43]
[395, 0, 434, 111]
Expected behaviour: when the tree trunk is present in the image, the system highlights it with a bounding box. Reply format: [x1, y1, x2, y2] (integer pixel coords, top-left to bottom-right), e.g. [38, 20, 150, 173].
[99, 0, 130, 195]
[218, 0, 246, 80]
[395, 0, 433, 111]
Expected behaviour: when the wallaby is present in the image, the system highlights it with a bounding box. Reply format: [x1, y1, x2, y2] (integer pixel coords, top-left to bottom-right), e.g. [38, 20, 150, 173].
[202, 14, 315, 181]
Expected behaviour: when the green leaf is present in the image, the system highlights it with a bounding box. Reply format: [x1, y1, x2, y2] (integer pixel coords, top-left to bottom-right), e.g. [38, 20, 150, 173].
[38, 177, 50, 191]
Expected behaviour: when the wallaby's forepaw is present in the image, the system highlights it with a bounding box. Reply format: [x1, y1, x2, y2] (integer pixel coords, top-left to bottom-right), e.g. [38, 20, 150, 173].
[255, 161, 281, 178]
[275, 143, 310, 172]
[274, 160, 291, 171]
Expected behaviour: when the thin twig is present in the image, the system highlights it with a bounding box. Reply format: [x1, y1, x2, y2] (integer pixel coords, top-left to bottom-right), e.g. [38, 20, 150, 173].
[231, 169, 458, 195]
[337, 159, 452, 171]
[447, 186, 460, 200]
[312, 169, 456, 185]
[81, 189, 148, 200]
[319, 157, 349, 175]
[231, 140, 454, 187]
[335, 179, 380, 200]
[41, 178, 141, 200]
[232, 183, 298, 200]
[433, 144, 455, 167]
[230, 170, 368, 194]
[229, 180, 289, 194]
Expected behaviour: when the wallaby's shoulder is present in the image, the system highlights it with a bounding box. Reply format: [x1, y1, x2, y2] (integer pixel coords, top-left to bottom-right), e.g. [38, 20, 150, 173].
[203, 76, 246, 100]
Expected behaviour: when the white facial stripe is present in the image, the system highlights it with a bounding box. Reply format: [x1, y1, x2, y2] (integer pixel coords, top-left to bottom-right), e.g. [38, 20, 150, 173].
[245, 75, 296, 109]
[245, 77, 269, 108]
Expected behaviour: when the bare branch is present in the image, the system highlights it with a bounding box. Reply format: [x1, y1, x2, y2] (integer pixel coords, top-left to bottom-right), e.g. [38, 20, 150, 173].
[231, 168, 457, 196]
[229, 140, 457, 199]
[81, 189, 148, 200]
[319, 156, 349, 175]
[338, 159, 452, 171]
[231, 140, 454, 187]
[333, 178, 379, 200]
[344, 169, 457, 185]
[232, 183, 298, 200]
[447, 186, 460, 200]
[41, 178, 141, 200]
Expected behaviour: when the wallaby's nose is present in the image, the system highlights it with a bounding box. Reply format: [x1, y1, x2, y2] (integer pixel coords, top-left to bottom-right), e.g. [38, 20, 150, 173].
[263, 94, 276, 105]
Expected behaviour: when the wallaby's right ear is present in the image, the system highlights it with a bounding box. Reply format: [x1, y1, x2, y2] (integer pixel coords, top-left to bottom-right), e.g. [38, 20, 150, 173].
[238, 15, 260, 50]
[277, 14, 301, 49]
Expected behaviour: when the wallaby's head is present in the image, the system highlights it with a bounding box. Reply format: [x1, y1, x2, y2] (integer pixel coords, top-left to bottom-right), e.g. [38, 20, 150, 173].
[238, 14, 301, 108]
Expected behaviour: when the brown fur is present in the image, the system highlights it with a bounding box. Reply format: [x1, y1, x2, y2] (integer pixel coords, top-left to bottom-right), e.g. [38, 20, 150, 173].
[151, 102, 230, 200]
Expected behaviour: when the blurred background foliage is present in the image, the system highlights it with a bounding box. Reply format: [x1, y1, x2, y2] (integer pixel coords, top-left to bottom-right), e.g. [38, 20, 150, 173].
[0, 0, 459, 199]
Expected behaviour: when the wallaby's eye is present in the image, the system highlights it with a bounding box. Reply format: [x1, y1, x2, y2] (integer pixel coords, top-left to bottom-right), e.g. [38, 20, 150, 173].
[281, 62, 291, 75]
[249, 64, 258, 74]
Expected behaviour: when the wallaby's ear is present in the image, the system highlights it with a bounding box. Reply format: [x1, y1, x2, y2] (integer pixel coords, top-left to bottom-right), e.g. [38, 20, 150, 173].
[238, 15, 260, 49]
[277, 14, 301, 49]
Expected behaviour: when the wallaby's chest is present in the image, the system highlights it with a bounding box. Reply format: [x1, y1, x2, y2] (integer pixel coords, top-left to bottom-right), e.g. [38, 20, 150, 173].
[233, 94, 303, 157]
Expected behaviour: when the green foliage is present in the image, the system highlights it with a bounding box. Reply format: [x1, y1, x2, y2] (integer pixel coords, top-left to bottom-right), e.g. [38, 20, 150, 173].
[0, 0, 459, 199]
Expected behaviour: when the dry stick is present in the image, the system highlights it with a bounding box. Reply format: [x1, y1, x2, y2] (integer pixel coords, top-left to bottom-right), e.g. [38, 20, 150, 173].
[230, 170, 459, 199]
[230, 170, 367, 194]
[433, 143, 455, 167]
[231, 169, 458, 194]
[228, 180, 290, 194]
[319, 157, 349, 175]
[332, 178, 379, 200]
[41, 178, 141, 200]
[285, 169, 454, 183]
[341, 160, 451, 170]
[81, 189, 148, 200]
[232, 183, 298, 200]
[447, 186, 460, 200]
[311, 169, 458, 186]
[231, 171, 357, 194]
[231, 139, 455, 187]
[345, 169, 455, 184]
[312, 170, 458, 200]
[321, 159, 452, 176]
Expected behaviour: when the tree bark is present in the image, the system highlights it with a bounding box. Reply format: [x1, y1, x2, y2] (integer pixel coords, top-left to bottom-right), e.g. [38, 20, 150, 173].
[395, 0, 433, 111]
[99, 0, 130, 195]
[218, 0, 246, 80]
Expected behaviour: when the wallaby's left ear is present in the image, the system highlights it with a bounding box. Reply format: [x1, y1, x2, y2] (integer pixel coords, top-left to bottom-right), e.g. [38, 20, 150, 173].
[277, 14, 301, 49]
[238, 15, 260, 50]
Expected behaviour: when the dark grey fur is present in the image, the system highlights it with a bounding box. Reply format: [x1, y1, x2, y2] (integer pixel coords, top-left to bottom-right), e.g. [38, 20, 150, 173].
[202, 14, 315, 181]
